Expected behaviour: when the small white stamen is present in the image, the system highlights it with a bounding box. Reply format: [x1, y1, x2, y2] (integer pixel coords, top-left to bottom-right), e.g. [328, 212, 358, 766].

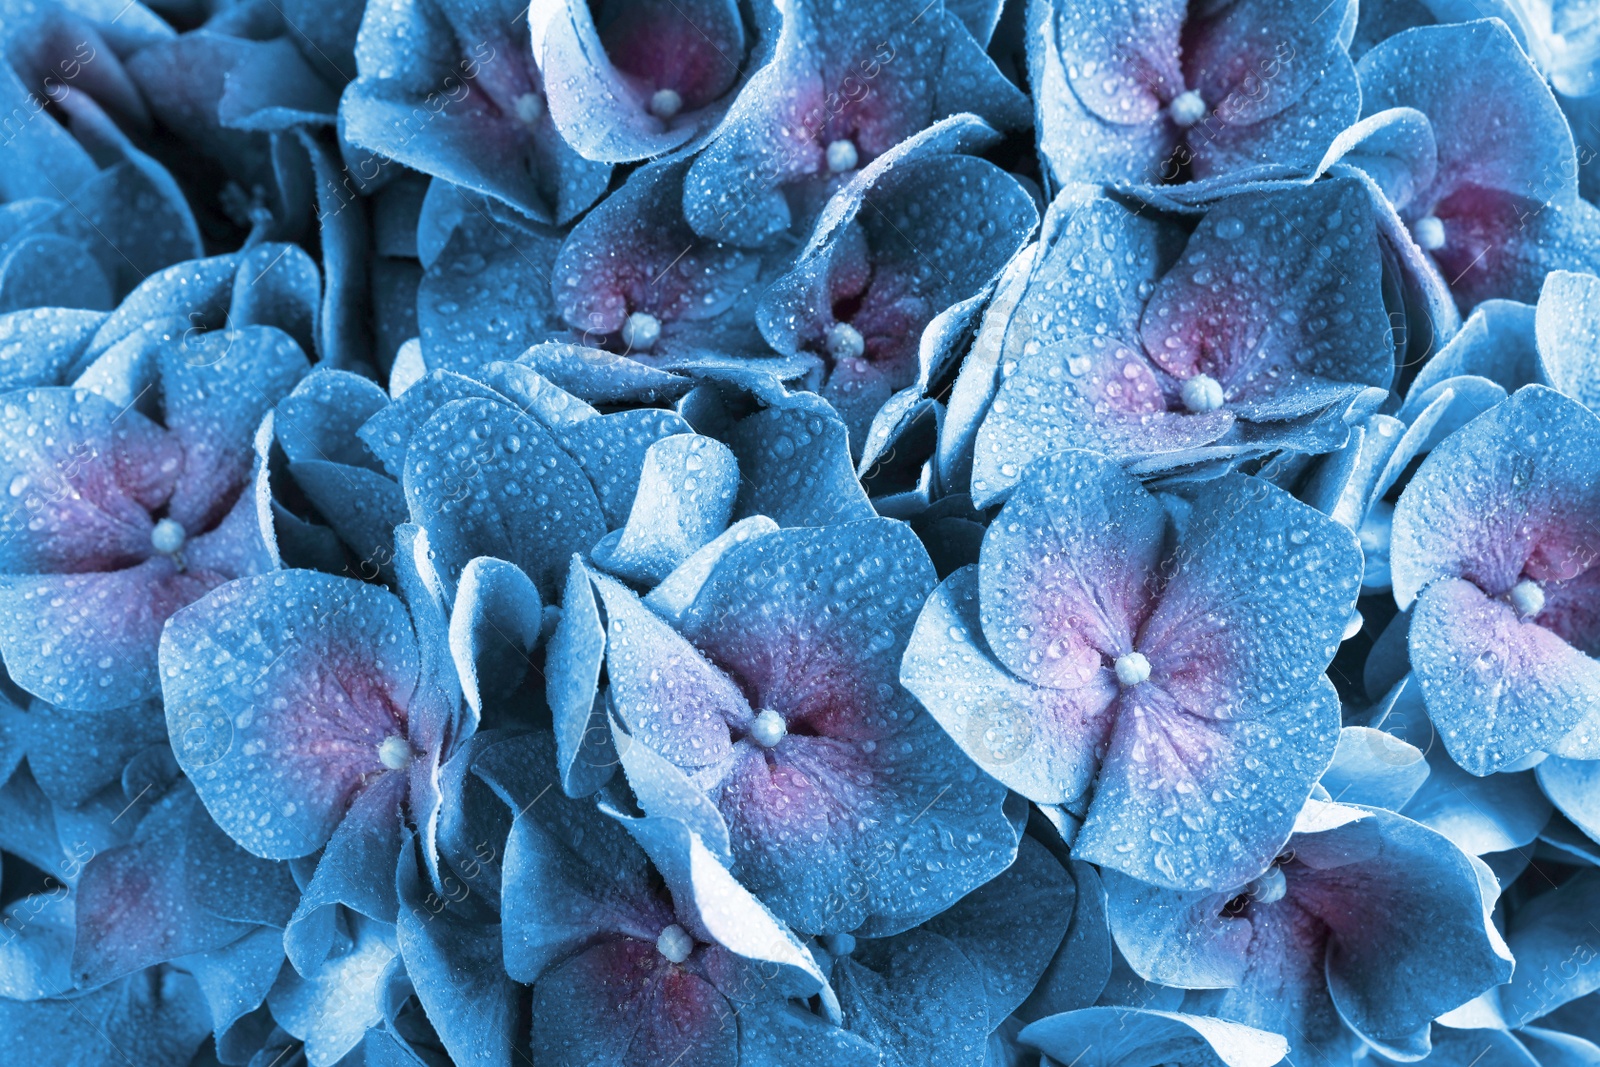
[825, 139, 859, 173]
[377, 734, 411, 771]
[514, 92, 545, 125]
[1247, 865, 1287, 905]
[1169, 90, 1208, 128]
[1510, 579, 1546, 619]
[1414, 216, 1446, 252]
[1114, 651, 1151, 687]
[621, 311, 661, 353]
[1181, 373, 1225, 413]
[649, 88, 682, 120]
[656, 923, 694, 963]
[822, 933, 856, 957]
[825, 322, 865, 362]
[750, 708, 787, 748]
[150, 517, 187, 555]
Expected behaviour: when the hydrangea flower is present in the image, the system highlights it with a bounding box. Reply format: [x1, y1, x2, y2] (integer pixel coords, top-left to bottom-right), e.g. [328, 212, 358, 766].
[903, 450, 1361, 890]
[1355, 19, 1600, 309]
[0, 324, 305, 709]
[1100, 800, 1513, 1066]
[1391, 385, 1600, 775]
[571, 518, 1019, 935]
[682, 0, 1029, 247]
[1028, 0, 1361, 189]
[959, 177, 1393, 503]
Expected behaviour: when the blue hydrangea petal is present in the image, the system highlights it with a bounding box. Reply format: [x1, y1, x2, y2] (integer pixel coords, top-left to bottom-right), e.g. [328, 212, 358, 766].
[611, 714, 734, 864]
[160, 571, 419, 859]
[449, 556, 542, 715]
[1538, 756, 1600, 847]
[0, 232, 112, 313]
[0, 308, 104, 389]
[0, 971, 212, 1067]
[978, 450, 1165, 691]
[416, 207, 566, 373]
[1020, 859, 1113, 1020]
[395, 830, 517, 1067]
[595, 570, 748, 765]
[645, 515, 780, 623]
[901, 565, 1117, 806]
[833, 928, 989, 1067]
[182, 801, 301, 928]
[591, 434, 739, 586]
[71, 785, 250, 987]
[175, 925, 285, 1060]
[1501, 870, 1600, 1025]
[283, 773, 406, 976]
[1319, 725, 1429, 811]
[275, 368, 390, 471]
[735, 998, 880, 1067]
[403, 396, 607, 599]
[519, 341, 697, 406]
[546, 557, 615, 797]
[607, 805, 828, 1001]
[553, 407, 696, 528]
[1407, 299, 1539, 400]
[23, 698, 168, 809]
[266, 913, 403, 1067]
[725, 394, 876, 527]
[533, 0, 755, 163]
[1020, 1008, 1288, 1067]
[921, 834, 1075, 1021]
[1536, 270, 1600, 412]
[357, 369, 503, 476]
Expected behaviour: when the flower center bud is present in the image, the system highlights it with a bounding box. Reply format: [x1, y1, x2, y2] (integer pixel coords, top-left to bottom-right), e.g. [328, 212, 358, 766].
[1114, 651, 1151, 687]
[514, 92, 545, 126]
[1169, 90, 1208, 128]
[1247, 865, 1287, 905]
[1414, 216, 1446, 252]
[825, 322, 865, 362]
[649, 88, 682, 120]
[825, 139, 859, 173]
[1510, 579, 1545, 619]
[822, 933, 856, 957]
[151, 517, 187, 556]
[656, 923, 693, 963]
[749, 708, 787, 748]
[1181, 373, 1225, 413]
[377, 734, 411, 770]
[622, 311, 661, 353]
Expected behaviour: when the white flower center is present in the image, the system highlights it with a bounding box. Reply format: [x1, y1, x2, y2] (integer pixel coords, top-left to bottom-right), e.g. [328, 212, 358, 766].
[1169, 90, 1208, 128]
[150, 517, 187, 555]
[514, 92, 545, 125]
[825, 322, 865, 362]
[1181, 373, 1225, 413]
[1247, 865, 1287, 905]
[825, 139, 859, 173]
[749, 708, 787, 748]
[656, 923, 693, 963]
[1114, 651, 1151, 687]
[1414, 216, 1446, 251]
[649, 88, 682, 120]
[622, 311, 662, 353]
[377, 734, 411, 771]
[1510, 579, 1546, 619]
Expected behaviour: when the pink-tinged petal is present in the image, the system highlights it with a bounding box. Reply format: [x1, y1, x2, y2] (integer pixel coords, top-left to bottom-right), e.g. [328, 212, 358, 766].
[1139, 180, 1392, 411]
[1077, 678, 1340, 890]
[679, 521, 934, 742]
[72, 786, 249, 987]
[593, 573, 746, 768]
[1054, 0, 1186, 126]
[978, 449, 1165, 690]
[1137, 475, 1361, 724]
[903, 566, 1119, 807]
[530, 938, 736, 1067]
[0, 387, 178, 574]
[1181, 0, 1350, 130]
[1392, 386, 1600, 609]
[1410, 578, 1600, 774]
[160, 572, 420, 859]
[0, 559, 220, 709]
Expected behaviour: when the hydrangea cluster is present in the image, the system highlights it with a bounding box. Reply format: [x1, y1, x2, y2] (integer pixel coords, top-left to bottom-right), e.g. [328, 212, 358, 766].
[3, 0, 1600, 1064]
